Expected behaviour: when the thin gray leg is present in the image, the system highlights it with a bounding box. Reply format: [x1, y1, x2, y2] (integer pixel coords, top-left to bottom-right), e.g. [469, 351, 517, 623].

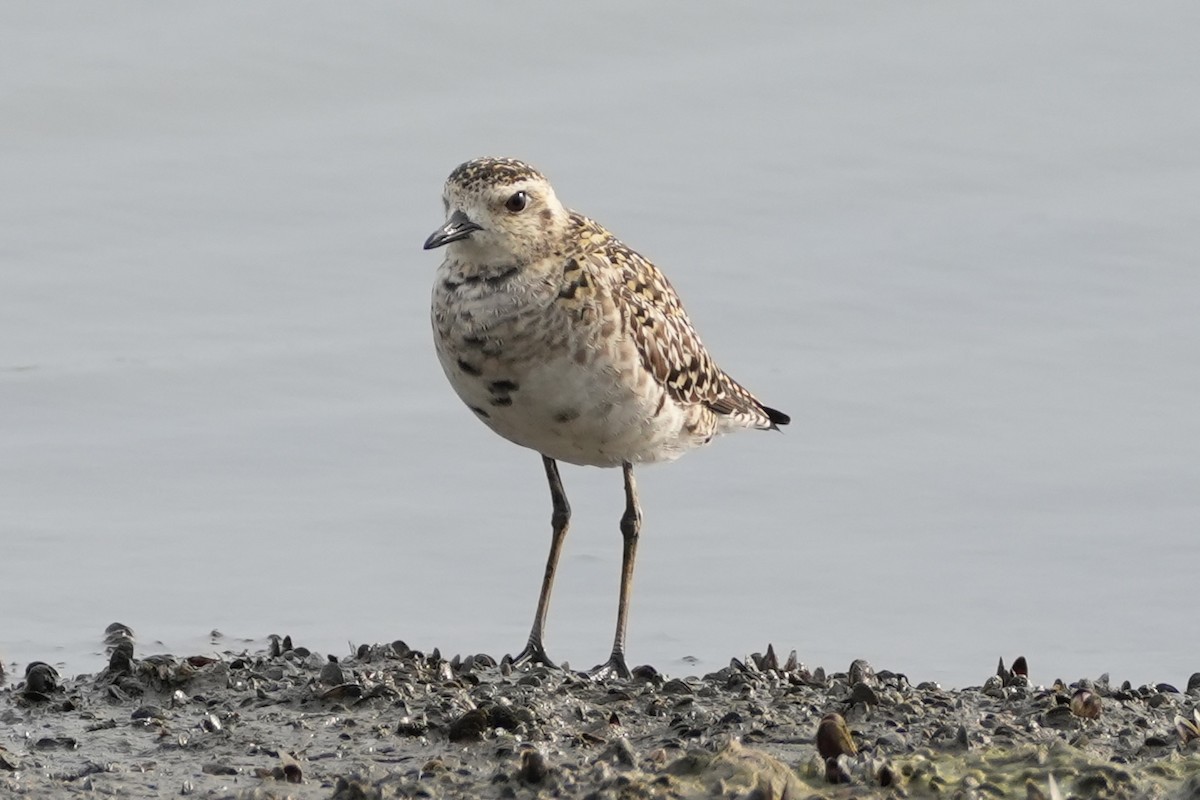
[589, 461, 640, 680]
[511, 456, 570, 668]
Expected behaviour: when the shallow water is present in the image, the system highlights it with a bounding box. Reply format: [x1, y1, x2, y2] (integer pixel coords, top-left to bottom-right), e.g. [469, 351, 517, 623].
[3, 3, 1198, 689]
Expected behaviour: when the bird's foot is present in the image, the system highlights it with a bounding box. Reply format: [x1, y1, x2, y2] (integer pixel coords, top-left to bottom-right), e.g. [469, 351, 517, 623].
[586, 653, 631, 681]
[507, 641, 557, 671]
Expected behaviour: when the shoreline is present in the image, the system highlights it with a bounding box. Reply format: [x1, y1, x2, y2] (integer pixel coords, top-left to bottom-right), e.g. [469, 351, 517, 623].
[3, 635, 1199, 799]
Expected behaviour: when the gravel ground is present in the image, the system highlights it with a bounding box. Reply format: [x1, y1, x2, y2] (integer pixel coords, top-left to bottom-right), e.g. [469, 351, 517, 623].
[3, 630, 1199, 799]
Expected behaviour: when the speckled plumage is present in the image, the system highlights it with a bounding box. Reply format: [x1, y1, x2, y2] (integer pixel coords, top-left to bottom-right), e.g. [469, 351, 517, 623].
[428, 157, 787, 468]
[424, 157, 788, 678]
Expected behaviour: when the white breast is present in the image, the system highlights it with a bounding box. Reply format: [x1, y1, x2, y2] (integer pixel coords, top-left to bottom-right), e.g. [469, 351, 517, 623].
[432, 260, 715, 467]
[439, 343, 698, 467]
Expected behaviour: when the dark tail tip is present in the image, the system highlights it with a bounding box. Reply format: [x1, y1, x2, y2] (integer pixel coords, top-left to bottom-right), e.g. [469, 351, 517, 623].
[764, 406, 790, 427]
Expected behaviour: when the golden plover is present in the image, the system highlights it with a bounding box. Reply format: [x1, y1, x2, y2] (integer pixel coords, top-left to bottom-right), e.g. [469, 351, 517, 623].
[425, 157, 789, 678]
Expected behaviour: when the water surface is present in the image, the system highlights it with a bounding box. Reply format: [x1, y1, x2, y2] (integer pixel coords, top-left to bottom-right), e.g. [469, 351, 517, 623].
[3, 4, 1198, 688]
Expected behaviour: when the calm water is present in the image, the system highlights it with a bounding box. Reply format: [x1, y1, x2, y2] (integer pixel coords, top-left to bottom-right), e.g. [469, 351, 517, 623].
[3, 4, 1198, 689]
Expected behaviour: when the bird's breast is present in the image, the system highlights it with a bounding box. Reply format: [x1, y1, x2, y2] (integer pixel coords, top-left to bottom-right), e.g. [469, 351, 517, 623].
[434, 288, 697, 465]
[432, 260, 717, 466]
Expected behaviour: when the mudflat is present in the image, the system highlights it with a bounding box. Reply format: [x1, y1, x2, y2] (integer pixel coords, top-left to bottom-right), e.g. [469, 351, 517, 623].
[3, 635, 1199, 799]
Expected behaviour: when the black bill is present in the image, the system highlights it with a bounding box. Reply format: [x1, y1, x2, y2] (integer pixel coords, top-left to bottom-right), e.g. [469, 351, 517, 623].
[423, 210, 482, 250]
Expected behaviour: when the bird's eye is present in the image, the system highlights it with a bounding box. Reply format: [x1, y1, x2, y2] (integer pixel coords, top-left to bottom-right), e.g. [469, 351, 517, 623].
[505, 191, 528, 213]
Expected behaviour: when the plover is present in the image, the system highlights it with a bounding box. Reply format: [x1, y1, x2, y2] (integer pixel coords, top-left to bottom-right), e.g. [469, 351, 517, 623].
[425, 157, 788, 679]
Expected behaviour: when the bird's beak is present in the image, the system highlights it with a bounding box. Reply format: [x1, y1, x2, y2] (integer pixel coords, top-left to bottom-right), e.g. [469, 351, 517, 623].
[423, 210, 482, 250]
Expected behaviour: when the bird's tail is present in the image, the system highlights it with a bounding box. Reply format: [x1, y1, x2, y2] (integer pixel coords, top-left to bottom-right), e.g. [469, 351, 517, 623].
[762, 405, 790, 430]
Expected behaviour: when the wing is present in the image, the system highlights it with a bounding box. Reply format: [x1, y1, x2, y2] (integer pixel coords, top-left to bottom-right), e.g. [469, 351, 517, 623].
[578, 219, 787, 430]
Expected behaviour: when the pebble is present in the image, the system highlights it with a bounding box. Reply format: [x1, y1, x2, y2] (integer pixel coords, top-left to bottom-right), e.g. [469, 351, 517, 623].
[2, 637, 1198, 799]
[517, 749, 549, 784]
[23, 662, 59, 698]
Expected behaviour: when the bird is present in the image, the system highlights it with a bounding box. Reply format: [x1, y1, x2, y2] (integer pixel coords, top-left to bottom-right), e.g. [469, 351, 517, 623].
[424, 157, 789, 679]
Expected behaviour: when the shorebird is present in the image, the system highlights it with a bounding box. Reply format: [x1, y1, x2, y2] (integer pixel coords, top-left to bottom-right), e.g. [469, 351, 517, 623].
[425, 157, 788, 679]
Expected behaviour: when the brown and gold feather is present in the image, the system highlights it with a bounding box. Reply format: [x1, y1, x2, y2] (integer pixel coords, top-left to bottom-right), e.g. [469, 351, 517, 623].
[566, 213, 789, 431]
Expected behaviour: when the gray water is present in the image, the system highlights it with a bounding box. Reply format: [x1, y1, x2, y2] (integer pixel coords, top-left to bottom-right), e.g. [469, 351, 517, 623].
[3, 4, 1198, 689]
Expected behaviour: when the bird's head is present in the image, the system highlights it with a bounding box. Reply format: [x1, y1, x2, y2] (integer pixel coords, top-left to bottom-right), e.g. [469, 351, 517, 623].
[424, 157, 569, 265]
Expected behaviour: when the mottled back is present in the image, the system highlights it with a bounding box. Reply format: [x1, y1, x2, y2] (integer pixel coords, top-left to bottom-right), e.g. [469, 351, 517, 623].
[571, 214, 788, 431]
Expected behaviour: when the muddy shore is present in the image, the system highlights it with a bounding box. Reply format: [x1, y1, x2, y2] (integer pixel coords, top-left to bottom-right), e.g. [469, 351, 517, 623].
[3, 632, 1199, 799]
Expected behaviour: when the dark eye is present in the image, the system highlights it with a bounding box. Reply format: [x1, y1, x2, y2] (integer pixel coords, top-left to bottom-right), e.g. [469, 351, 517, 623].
[505, 191, 528, 213]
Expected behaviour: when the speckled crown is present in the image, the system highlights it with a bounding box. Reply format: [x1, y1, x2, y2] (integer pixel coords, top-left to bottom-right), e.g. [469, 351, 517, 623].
[447, 157, 546, 190]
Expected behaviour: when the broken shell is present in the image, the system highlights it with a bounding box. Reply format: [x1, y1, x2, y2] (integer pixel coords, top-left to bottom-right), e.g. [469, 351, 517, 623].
[108, 641, 134, 675]
[631, 664, 659, 683]
[517, 749, 549, 783]
[816, 712, 856, 761]
[996, 656, 1028, 687]
[279, 752, 302, 784]
[23, 662, 59, 698]
[848, 659, 875, 686]
[759, 644, 779, 671]
[320, 683, 363, 702]
[319, 658, 350, 686]
[0, 745, 20, 771]
[1070, 689, 1102, 719]
[486, 704, 529, 732]
[185, 655, 218, 668]
[396, 714, 429, 736]
[1175, 709, 1200, 744]
[849, 682, 880, 706]
[1044, 705, 1077, 729]
[448, 708, 490, 742]
[103, 622, 135, 647]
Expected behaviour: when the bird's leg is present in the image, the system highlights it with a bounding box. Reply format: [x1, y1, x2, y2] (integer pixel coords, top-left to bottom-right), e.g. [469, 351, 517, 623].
[589, 461, 641, 680]
[510, 456, 570, 669]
